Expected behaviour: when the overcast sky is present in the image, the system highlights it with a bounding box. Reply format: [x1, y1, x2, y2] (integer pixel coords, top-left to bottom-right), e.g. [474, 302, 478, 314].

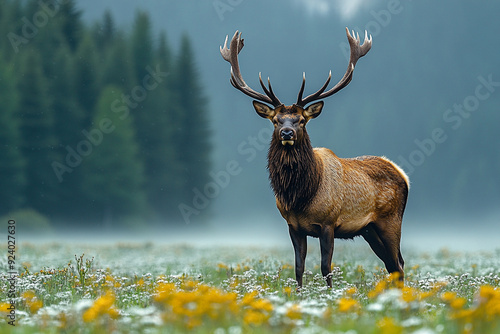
[294, 0, 375, 18]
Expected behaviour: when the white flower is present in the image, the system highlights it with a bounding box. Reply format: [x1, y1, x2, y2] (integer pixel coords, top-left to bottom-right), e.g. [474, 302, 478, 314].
[74, 299, 93, 313]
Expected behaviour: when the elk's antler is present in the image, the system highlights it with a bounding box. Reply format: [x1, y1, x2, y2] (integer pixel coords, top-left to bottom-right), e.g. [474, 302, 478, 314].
[296, 27, 372, 107]
[220, 31, 282, 107]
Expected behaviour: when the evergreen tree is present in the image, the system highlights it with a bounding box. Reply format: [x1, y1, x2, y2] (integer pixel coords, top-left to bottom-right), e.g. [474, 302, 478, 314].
[82, 86, 146, 227]
[23, 0, 65, 68]
[16, 50, 59, 215]
[0, 60, 25, 214]
[130, 10, 153, 84]
[73, 33, 99, 127]
[2, 0, 25, 59]
[129, 11, 180, 220]
[172, 34, 212, 215]
[139, 84, 182, 220]
[157, 32, 172, 73]
[149, 32, 185, 218]
[0, 4, 214, 225]
[57, 0, 82, 52]
[99, 34, 133, 92]
[128, 30, 182, 220]
[97, 10, 116, 49]
[0, 1, 9, 56]
[49, 46, 87, 219]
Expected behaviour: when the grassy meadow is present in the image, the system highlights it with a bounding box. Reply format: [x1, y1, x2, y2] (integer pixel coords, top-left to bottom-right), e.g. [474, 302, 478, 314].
[1, 240, 499, 333]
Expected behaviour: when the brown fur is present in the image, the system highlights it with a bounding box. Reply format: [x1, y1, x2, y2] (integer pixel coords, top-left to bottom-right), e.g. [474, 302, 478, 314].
[264, 105, 409, 288]
[267, 128, 320, 212]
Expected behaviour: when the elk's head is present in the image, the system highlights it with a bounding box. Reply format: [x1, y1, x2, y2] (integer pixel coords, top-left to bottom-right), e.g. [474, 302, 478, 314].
[220, 28, 372, 147]
[253, 102, 323, 146]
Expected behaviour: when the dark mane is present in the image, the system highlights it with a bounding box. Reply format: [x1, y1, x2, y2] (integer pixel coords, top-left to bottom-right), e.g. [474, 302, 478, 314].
[267, 130, 321, 212]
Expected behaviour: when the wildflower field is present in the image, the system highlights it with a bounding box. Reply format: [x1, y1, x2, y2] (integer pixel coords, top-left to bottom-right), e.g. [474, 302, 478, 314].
[1, 240, 499, 333]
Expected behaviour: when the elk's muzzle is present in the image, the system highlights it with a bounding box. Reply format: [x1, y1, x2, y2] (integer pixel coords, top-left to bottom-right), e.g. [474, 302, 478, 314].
[280, 128, 295, 146]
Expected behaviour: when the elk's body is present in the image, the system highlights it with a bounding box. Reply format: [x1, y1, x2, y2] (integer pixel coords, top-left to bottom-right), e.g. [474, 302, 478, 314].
[221, 29, 409, 287]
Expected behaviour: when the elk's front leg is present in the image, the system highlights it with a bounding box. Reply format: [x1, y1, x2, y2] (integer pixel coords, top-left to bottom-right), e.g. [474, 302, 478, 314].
[319, 225, 335, 288]
[288, 225, 307, 288]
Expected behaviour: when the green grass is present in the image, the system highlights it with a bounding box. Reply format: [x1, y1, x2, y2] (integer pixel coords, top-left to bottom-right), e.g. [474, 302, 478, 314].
[1, 241, 499, 333]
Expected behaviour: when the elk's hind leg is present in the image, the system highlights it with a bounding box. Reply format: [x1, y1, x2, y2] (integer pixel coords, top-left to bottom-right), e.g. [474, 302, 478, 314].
[319, 225, 335, 288]
[362, 222, 404, 281]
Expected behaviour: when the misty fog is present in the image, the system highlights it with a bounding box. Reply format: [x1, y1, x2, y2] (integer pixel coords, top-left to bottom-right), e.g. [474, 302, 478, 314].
[2, 0, 499, 251]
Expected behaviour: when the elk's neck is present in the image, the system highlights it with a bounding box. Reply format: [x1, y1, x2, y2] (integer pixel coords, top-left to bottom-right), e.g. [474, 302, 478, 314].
[267, 132, 321, 212]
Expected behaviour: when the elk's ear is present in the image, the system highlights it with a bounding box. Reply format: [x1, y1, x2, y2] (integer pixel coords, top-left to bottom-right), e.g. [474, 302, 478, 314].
[304, 101, 324, 120]
[253, 101, 276, 119]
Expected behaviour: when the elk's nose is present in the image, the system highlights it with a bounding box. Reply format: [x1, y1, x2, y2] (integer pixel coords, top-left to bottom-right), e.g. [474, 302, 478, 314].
[280, 129, 294, 140]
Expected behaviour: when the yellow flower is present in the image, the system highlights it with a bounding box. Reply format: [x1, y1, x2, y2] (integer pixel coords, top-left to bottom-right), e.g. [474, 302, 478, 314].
[251, 299, 273, 313]
[368, 280, 387, 299]
[285, 304, 302, 320]
[478, 285, 500, 320]
[217, 263, 228, 270]
[337, 298, 360, 313]
[478, 285, 499, 300]
[450, 297, 467, 310]
[82, 290, 119, 322]
[154, 279, 277, 328]
[345, 286, 357, 296]
[22, 291, 36, 300]
[441, 291, 458, 302]
[388, 272, 404, 288]
[377, 316, 403, 334]
[22, 291, 43, 314]
[29, 300, 43, 314]
[154, 282, 177, 304]
[169, 290, 205, 319]
[441, 291, 468, 314]
[230, 277, 240, 289]
[0, 302, 12, 314]
[283, 286, 293, 297]
[182, 280, 199, 291]
[241, 291, 273, 326]
[418, 284, 443, 302]
[206, 289, 239, 319]
[450, 308, 475, 321]
[401, 286, 418, 303]
[243, 309, 269, 326]
[105, 274, 115, 288]
[241, 291, 259, 306]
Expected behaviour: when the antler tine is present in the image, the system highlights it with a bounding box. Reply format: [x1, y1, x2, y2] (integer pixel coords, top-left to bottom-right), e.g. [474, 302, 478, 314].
[297, 73, 306, 104]
[259, 73, 281, 107]
[296, 71, 332, 106]
[220, 31, 282, 107]
[297, 27, 372, 107]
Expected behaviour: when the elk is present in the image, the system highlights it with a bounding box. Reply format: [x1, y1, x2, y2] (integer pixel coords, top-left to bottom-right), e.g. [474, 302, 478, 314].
[220, 28, 409, 288]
